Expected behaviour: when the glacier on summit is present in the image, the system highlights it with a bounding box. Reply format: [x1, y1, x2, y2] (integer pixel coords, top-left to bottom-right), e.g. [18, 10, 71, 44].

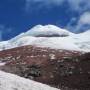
[0, 25, 90, 52]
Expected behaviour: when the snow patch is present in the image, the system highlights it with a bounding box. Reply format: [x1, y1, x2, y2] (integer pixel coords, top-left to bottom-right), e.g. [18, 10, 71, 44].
[0, 71, 59, 90]
[0, 62, 6, 66]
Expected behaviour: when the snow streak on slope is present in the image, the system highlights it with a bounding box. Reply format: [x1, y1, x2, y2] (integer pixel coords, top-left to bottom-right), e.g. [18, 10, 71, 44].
[0, 25, 90, 52]
[0, 71, 59, 90]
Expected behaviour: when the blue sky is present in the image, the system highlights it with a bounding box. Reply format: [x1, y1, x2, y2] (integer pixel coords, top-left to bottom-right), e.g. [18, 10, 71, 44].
[0, 0, 90, 41]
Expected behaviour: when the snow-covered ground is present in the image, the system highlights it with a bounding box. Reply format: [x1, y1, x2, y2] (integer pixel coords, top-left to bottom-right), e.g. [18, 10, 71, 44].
[0, 62, 6, 66]
[0, 25, 90, 52]
[0, 70, 59, 90]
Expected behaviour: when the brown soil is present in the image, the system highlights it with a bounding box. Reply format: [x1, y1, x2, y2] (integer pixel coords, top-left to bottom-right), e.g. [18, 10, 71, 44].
[0, 45, 90, 90]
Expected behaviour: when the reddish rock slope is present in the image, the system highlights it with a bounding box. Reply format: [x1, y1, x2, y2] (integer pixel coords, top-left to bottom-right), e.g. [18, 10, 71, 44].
[0, 45, 90, 90]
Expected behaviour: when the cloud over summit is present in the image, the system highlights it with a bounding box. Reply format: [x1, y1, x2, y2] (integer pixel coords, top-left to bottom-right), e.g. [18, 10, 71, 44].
[25, 0, 90, 12]
[25, 0, 90, 32]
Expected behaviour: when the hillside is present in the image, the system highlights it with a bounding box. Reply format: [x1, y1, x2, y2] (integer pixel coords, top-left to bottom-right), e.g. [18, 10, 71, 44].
[0, 25, 90, 90]
[0, 45, 90, 90]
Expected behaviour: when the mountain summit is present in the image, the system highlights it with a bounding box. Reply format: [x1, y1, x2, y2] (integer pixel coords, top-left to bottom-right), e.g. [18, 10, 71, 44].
[0, 25, 90, 52]
[24, 25, 70, 37]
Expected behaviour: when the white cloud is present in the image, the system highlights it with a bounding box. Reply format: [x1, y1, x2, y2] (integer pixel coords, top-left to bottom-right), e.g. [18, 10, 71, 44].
[26, 0, 64, 6]
[68, 0, 90, 12]
[0, 30, 2, 41]
[67, 12, 90, 33]
[66, 17, 77, 31]
[25, 0, 64, 11]
[0, 25, 13, 41]
[78, 12, 90, 24]
[0, 25, 4, 41]
[25, 0, 90, 12]
[25, 0, 90, 33]
[75, 12, 90, 31]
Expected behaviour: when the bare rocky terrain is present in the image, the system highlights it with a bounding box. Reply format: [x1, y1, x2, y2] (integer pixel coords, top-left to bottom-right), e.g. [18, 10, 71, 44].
[0, 45, 90, 90]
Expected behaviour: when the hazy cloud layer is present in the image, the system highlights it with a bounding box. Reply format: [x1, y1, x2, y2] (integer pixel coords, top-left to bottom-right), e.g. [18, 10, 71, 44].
[25, 0, 90, 32]
[25, 0, 65, 12]
[66, 12, 90, 33]
[76, 12, 90, 32]
[25, 0, 90, 12]
[0, 31, 2, 41]
[0, 25, 4, 41]
[0, 25, 12, 41]
[68, 0, 90, 12]
[79, 12, 90, 25]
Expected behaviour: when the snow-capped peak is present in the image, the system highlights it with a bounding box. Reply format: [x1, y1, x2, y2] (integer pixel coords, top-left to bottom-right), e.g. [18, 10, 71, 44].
[24, 24, 70, 37]
[9, 24, 71, 43]
[0, 24, 90, 52]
